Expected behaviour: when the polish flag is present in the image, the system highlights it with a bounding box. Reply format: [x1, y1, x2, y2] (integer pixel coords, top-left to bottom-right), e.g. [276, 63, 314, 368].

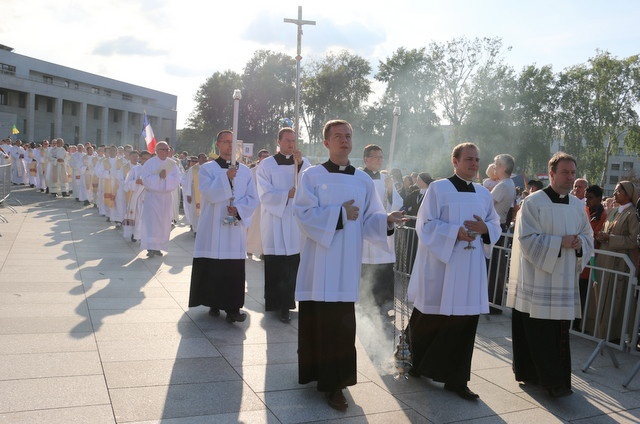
[142, 112, 157, 154]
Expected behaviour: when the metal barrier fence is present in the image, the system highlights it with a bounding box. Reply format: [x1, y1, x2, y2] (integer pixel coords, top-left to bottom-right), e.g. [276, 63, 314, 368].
[0, 163, 13, 223]
[394, 225, 640, 386]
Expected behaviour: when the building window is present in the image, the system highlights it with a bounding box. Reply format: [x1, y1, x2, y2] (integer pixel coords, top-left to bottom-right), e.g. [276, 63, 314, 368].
[0, 63, 16, 75]
[74, 126, 80, 144]
[611, 163, 620, 171]
[74, 83, 79, 89]
[113, 110, 119, 123]
[609, 175, 619, 184]
[22, 119, 27, 135]
[93, 106, 99, 120]
[50, 123, 55, 139]
[623, 162, 634, 171]
[43, 75, 53, 84]
[0, 90, 7, 106]
[97, 128, 102, 144]
[71, 103, 77, 116]
[105, 90, 111, 97]
[18, 92, 26, 108]
[91, 87, 100, 94]
[64, 80, 70, 88]
[46, 98, 54, 113]
[122, 93, 132, 101]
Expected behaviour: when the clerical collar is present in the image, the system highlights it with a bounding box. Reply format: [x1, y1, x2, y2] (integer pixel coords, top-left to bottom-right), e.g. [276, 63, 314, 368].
[363, 167, 380, 179]
[215, 156, 237, 169]
[274, 152, 295, 165]
[322, 159, 355, 175]
[543, 186, 569, 204]
[448, 174, 475, 193]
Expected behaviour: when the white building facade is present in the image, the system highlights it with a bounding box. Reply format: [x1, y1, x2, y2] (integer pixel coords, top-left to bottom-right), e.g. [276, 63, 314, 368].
[0, 45, 177, 147]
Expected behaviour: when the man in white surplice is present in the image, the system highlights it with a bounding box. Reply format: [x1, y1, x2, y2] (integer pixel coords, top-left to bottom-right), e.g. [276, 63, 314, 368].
[407, 142, 501, 401]
[140, 142, 181, 257]
[359, 144, 402, 311]
[506, 152, 593, 398]
[294, 120, 405, 411]
[257, 128, 310, 323]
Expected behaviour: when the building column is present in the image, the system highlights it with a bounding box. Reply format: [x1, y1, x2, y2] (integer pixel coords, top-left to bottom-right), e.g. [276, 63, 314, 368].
[102, 106, 109, 145]
[79, 102, 87, 143]
[121, 110, 129, 147]
[55, 97, 63, 138]
[27, 92, 35, 140]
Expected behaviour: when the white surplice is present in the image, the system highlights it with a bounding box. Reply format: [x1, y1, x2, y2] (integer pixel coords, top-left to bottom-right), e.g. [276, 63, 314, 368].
[257, 155, 310, 255]
[506, 190, 594, 320]
[407, 178, 502, 316]
[294, 165, 390, 302]
[193, 160, 258, 259]
[139, 156, 181, 251]
[361, 172, 402, 264]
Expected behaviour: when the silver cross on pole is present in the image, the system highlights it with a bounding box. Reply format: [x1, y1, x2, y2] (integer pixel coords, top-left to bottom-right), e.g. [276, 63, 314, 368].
[284, 6, 316, 137]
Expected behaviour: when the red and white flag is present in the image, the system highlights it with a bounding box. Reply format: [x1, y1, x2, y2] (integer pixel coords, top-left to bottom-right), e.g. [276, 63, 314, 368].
[142, 112, 157, 154]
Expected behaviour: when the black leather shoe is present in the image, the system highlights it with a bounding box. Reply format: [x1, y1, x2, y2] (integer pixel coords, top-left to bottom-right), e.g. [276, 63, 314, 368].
[444, 384, 479, 400]
[280, 309, 291, 323]
[130, 235, 137, 243]
[548, 386, 573, 398]
[208, 308, 220, 317]
[225, 312, 247, 323]
[326, 390, 348, 411]
[146, 250, 153, 257]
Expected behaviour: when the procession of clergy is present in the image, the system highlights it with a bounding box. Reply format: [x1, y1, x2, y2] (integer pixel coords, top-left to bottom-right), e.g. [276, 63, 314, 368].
[0, 119, 593, 411]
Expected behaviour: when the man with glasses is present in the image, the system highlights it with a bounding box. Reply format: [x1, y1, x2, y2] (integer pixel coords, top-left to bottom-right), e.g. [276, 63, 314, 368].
[139, 141, 181, 257]
[360, 144, 402, 311]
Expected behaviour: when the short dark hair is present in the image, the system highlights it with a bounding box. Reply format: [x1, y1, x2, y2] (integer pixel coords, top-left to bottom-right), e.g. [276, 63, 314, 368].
[278, 127, 295, 141]
[586, 184, 604, 199]
[363, 144, 382, 159]
[451, 142, 478, 160]
[527, 179, 543, 190]
[216, 130, 232, 142]
[323, 119, 352, 141]
[548, 152, 576, 173]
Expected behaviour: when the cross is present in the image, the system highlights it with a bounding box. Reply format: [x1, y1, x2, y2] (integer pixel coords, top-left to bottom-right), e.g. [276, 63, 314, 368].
[284, 6, 316, 137]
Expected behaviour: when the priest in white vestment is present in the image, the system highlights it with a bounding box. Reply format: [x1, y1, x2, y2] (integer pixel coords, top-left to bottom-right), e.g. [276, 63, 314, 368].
[407, 142, 501, 401]
[507, 152, 593, 398]
[257, 129, 310, 323]
[188, 130, 258, 324]
[123, 151, 150, 242]
[294, 120, 405, 411]
[139, 142, 181, 256]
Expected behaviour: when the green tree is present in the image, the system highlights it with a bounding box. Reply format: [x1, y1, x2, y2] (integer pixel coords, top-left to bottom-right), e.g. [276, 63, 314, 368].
[557, 51, 640, 184]
[510, 65, 559, 176]
[302, 50, 372, 152]
[186, 70, 242, 153]
[370, 47, 439, 168]
[428, 37, 511, 143]
[240, 50, 296, 151]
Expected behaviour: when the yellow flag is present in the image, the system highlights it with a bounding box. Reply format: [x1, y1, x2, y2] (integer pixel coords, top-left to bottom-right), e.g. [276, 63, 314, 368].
[12, 125, 19, 135]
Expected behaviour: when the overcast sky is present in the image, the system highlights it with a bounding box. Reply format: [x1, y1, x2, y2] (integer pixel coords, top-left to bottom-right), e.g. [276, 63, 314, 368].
[4, 0, 639, 129]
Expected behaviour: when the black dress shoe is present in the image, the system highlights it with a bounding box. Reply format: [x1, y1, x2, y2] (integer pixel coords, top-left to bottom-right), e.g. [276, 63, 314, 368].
[279, 309, 291, 323]
[225, 312, 247, 323]
[84, 200, 91, 206]
[62, 192, 70, 197]
[444, 384, 479, 400]
[146, 250, 153, 257]
[130, 235, 137, 243]
[548, 386, 573, 398]
[326, 390, 348, 411]
[208, 307, 220, 317]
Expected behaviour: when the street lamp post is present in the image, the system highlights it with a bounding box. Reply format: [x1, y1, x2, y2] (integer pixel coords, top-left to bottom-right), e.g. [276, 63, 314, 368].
[388, 106, 401, 167]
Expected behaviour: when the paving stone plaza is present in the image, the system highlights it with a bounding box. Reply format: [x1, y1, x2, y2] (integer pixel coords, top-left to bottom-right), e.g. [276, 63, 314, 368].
[1, 186, 640, 423]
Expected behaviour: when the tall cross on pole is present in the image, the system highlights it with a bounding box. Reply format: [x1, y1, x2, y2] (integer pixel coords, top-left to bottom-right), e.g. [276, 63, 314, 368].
[284, 6, 315, 137]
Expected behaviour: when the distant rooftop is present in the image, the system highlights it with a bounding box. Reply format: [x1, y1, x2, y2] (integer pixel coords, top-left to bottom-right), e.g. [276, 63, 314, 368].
[0, 44, 14, 52]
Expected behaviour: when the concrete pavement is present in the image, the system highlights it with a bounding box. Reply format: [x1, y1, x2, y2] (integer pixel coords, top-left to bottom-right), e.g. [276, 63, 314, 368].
[1, 185, 640, 423]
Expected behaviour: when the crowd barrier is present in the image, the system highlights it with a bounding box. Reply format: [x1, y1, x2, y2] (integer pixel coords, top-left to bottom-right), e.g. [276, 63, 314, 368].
[393, 225, 640, 386]
[0, 163, 13, 223]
